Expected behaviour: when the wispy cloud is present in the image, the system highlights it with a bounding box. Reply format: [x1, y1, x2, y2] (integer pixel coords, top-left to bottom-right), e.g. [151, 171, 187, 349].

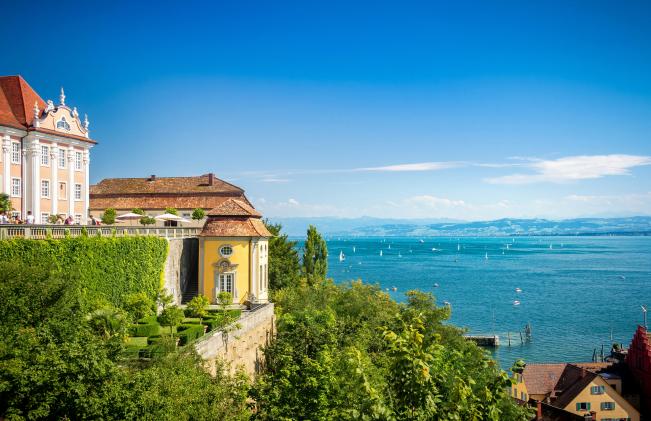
[354, 161, 464, 172]
[260, 177, 290, 183]
[485, 154, 651, 185]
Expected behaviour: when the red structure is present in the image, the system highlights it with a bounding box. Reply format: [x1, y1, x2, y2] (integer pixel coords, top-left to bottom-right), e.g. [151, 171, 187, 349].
[626, 325, 651, 414]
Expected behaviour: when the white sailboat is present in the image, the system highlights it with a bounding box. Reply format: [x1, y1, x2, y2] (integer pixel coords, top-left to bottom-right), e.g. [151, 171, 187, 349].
[457, 243, 461, 252]
[484, 252, 488, 260]
[353, 246, 356, 253]
[339, 251, 345, 262]
[380, 250, 383, 257]
[549, 244, 553, 250]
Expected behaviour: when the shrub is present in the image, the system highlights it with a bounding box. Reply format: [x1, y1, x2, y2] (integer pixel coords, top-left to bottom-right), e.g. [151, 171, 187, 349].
[140, 216, 156, 226]
[178, 324, 205, 345]
[164, 207, 178, 216]
[186, 295, 210, 323]
[132, 323, 160, 337]
[158, 305, 184, 336]
[191, 208, 205, 220]
[132, 208, 145, 215]
[124, 292, 155, 321]
[101, 208, 117, 225]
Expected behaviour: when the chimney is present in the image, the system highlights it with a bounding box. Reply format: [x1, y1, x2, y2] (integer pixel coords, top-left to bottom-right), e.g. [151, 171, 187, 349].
[536, 401, 542, 420]
[149, 174, 156, 181]
[207, 173, 214, 186]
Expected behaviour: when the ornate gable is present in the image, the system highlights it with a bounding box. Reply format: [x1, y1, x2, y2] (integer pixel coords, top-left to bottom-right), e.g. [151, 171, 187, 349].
[32, 88, 90, 139]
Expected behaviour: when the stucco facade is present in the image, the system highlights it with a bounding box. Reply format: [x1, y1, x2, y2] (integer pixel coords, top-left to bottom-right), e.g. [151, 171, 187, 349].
[0, 76, 95, 224]
[198, 198, 270, 306]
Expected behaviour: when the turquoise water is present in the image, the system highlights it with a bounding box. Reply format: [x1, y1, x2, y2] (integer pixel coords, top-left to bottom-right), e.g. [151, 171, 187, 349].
[319, 236, 651, 368]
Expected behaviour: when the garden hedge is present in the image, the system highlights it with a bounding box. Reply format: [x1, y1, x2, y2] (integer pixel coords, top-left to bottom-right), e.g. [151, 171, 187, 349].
[0, 236, 168, 307]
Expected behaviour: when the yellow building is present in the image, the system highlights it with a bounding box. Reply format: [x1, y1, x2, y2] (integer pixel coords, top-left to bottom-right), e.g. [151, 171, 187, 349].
[511, 362, 639, 420]
[198, 198, 271, 306]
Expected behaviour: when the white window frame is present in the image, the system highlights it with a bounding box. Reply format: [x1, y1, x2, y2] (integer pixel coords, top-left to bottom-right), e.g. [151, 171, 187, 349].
[58, 149, 66, 168]
[218, 272, 235, 294]
[59, 181, 67, 200]
[74, 183, 82, 201]
[41, 212, 50, 224]
[41, 145, 50, 166]
[11, 177, 21, 197]
[75, 151, 82, 171]
[219, 245, 234, 258]
[74, 214, 81, 224]
[41, 179, 50, 198]
[11, 142, 20, 164]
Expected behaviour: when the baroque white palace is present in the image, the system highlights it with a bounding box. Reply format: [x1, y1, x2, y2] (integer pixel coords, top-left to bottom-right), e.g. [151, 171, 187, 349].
[0, 76, 95, 224]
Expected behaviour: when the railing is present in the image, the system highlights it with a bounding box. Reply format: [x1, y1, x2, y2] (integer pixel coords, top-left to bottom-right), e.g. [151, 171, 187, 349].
[0, 224, 201, 240]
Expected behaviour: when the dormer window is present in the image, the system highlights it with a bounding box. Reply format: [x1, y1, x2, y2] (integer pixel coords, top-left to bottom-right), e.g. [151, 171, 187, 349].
[56, 117, 70, 131]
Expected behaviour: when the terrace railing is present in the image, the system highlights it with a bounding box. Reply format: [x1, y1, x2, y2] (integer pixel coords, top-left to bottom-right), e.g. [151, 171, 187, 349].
[0, 224, 201, 240]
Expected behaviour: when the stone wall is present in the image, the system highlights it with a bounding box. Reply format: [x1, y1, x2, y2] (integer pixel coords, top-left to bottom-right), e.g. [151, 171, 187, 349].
[194, 303, 275, 377]
[163, 238, 198, 304]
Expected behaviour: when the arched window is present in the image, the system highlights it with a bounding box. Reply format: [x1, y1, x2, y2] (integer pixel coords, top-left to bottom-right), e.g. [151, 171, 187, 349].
[56, 117, 70, 131]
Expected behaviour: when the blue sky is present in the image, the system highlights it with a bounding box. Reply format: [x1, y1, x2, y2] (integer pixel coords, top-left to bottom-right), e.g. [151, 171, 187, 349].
[2, 1, 650, 220]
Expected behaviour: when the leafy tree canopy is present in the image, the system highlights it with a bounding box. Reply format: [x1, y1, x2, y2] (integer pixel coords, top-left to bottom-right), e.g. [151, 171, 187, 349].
[192, 208, 206, 220]
[264, 220, 301, 291]
[302, 225, 328, 283]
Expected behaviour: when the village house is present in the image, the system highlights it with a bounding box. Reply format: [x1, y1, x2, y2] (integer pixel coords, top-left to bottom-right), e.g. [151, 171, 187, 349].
[89, 173, 249, 226]
[511, 362, 640, 421]
[626, 326, 651, 416]
[0, 75, 95, 224]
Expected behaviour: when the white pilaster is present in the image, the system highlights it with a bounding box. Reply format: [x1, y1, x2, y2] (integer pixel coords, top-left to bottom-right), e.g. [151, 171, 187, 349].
[51, 143, 58, 217]
[25, 136, 40, 222]
[2, 135, 10, 194]
[83, 149, 89, 224]
[67, 147, 74, 218]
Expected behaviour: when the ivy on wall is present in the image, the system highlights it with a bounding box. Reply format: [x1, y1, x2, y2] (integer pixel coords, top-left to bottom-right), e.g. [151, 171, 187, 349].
[0, 236, 168, 307]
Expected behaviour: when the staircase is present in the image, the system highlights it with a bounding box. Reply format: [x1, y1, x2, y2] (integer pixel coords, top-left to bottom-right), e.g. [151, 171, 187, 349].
[181, 284, 198, 304]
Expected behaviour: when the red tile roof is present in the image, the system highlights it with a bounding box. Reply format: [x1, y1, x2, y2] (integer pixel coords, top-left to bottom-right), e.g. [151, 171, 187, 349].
[90, 174, 243, 195]
[200, 217, 271, 237]
[0, 75, 46, 130]
[89, 174, 252, 212]
[206, 198, 262, 217]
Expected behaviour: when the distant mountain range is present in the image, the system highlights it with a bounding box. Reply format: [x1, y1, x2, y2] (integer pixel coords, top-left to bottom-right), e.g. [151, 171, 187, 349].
[269, 216, 651, 237]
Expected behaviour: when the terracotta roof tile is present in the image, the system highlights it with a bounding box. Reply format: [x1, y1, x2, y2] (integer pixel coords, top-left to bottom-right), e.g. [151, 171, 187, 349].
[90, 174, 243, 195]
[521, 364, 568, 396]
[89, 195, 242, 211]
[200, 217, 272, 237]
[0, 75, 46, 129]
[206, 198, 262, 217]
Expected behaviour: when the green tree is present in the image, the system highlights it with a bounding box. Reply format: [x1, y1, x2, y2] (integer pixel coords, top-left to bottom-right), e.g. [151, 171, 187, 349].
[131, 208, 145, 215]
[0, 262, 251, 420]
[47, 214, 59, 224]
[187, 295, 210, 324]
[164, 207, 178, 216]
[123, 292, 154, 321]
[140, 215, 156, 226]
[101, 208, 117, 225]
[216, 291, 232, 313]
[191, 208, 206, 221]
[264, 220, 301, 290]
[157, 288, 174, 311]
[0, 192, 11, 214]
[158, 305, 184, 336]
[302, 225, 328, 282]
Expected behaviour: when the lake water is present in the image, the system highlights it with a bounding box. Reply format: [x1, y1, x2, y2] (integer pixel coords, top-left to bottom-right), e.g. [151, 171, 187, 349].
[317, 236, 651, 368]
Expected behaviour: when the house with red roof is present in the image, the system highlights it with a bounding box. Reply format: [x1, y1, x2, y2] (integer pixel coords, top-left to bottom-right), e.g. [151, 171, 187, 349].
[511, 362, 640, 420]
[0, 75, 95, 224]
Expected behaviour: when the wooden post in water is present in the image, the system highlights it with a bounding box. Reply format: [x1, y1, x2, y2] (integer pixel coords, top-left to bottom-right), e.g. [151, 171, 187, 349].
[519, 331, 523, 344]
[508, 332, 511, 346]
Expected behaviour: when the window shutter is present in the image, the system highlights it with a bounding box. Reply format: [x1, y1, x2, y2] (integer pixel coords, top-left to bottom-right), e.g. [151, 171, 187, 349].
[576, 403, 580, 411]
[586, 402, 590, 410]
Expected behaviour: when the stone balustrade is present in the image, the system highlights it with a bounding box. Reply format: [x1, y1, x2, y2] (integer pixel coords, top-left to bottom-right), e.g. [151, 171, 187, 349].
[0, 224, 201, 240]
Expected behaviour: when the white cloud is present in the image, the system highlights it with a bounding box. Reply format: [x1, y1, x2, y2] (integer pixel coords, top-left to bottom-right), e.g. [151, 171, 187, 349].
[405, 195, 468, 209]
[261, 177, 290, 183]
[288, 198, 300, 206]
[485, 154, 651, 185]
[354, 161, 464, 172]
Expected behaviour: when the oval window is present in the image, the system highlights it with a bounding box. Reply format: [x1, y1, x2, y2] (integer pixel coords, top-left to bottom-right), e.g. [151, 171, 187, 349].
[220, 245, 233, 257]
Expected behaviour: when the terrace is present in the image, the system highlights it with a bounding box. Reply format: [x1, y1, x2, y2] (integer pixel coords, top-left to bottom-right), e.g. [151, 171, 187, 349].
[0, 224, 201, 240]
